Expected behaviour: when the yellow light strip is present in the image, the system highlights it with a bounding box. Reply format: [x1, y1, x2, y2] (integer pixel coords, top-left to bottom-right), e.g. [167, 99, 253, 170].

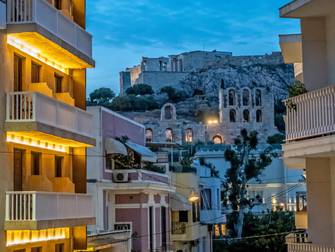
[6, 133, 68, 153]
[7, 36, 69, 74]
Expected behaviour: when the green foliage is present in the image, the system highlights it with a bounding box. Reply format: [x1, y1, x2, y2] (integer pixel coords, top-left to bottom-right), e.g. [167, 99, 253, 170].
[160, 86, 188, 102]
[222, 129, 274, 237]
[110, 95, 159, 112]
[288, 80, 307, 98]
[267, 134, 285, 144]
[274, 100, 286, 133]
[89, 87, 115, 106]
[125, 84, 154, 96]
[214, 212, 295, 252]
[143, 162, 165, 174]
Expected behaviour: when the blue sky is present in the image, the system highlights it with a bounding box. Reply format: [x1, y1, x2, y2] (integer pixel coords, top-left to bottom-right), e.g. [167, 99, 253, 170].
[86, 0, 300, 95]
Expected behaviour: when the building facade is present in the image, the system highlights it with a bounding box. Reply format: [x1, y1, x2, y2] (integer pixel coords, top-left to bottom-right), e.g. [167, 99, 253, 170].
[280, 0, 335, 251]
[0, 0, 95, 251]
[87, 106, 174, 252]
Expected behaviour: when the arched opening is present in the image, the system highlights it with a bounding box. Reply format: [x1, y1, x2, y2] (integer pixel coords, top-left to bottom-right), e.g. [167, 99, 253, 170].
[243, 109, 250, 122]
[185, 128, 193, 143]
[229, 109, 236, 122]
[213, 135, 223, 144]
[242, 88, 250, 106]
[228, 89, 236, 106]
[256, 110, 262, 122]
[146, 128, 153, 142]
[164, 105, 173, 120]
[255, 89, 262, 106]
[165, 128, 173, 142]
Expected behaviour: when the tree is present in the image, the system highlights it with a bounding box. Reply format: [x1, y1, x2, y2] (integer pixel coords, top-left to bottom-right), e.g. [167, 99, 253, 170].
[288, 80, 307, 98]
[89, 87, 115, 106]
[222, 129, 273, 238]
[160, 86, 188, 102]
[110, 95, 159, 112]
[125, 84, 154, 96]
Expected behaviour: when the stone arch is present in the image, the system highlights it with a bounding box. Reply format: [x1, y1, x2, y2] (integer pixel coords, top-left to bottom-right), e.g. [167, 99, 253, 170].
[242, 88, 251, 106]
[243, 109, 250, 122]
[256, 109, 262, 123]
[146, 128, 153, 142]
[165, 128, 173, 142]
[255, 89, 262, 106]
[229, 109, 236, 122]
[228, 88, 236, 106]
[161, 103, 176, 121]
[212, 135, 223, 144]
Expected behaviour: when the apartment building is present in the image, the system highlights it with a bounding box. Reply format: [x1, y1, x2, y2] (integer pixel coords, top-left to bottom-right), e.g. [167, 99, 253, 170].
[86, 106, 175, 252]
[280, 0, 335, 251]
[0, 0, 95, 251]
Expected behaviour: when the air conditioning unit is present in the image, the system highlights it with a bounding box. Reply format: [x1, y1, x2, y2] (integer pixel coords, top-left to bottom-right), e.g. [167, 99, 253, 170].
[112, 172, 129, 183]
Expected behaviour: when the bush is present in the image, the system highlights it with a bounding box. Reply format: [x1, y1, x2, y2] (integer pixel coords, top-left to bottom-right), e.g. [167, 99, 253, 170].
[110, 95, 159, 112]
[125, 84, 154, 96]
[160, 86, 188, 102]
[288, 80, 307, 98]
[89, 87, 115, 106]
[267, 133, 285, 144]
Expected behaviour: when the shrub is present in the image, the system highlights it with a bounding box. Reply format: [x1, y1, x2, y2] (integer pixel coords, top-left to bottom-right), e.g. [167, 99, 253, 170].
[288, 80, 307, 98]
[267, 133, 285, 144]
[110, 95, 159, 112]
[160, 86, 188, 102]
[125, 84, 154, 96]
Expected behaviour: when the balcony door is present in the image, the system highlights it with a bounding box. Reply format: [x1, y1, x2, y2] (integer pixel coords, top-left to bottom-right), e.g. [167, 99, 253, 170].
[13, 149, 25, 191]
[14, 54, 24, 92]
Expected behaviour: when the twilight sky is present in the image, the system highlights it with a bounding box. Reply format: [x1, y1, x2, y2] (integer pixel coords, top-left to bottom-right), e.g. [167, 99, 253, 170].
[86, 0, 300, 95]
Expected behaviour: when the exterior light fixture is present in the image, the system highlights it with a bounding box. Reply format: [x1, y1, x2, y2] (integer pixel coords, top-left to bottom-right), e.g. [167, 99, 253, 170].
[207, 119, 219, 125]
[189, 190, 200, 202]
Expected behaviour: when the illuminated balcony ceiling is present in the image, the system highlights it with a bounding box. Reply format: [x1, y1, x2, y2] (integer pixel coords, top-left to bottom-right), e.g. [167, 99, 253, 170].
[280, 0, 335, 18]
[279, 34, 302, 63]
[8, 32, 93, 72]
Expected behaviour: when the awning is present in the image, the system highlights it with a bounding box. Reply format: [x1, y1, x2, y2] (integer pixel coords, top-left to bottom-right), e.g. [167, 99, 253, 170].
[125, 141, 157, 163]
[170, 192, 191, 211]
[105, 138, 128, 155]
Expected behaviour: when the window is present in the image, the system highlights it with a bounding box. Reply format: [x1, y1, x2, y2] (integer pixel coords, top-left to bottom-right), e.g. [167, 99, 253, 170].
[146, 129, 153, 142]
[165, 128, 173, 142]
[31, 62, 41, 83]
[164, 105, 173, 120]
[55, 74, 63, 93]
[242, 88, 250, 106]
[243, 109, 250, 122]
[179, 211, 188, 222]
[55, 244, 64, 252]
[149, 206, 154, 252]
[213, 135, 223, 144]
[201, 189, 212, 210]
[55, 156, 63, 177]
[31, 247, 42, 252]
[255, 89, 262, 106]
[185, 128, 193, 143]
[54, 0, 62, 10]
[14, 54, 24, 92]
[31, 152, 41, 176]
[256, 110, 262, 122]
[229, 109, 236, 122]
[228, 89, 236, 106]
[179, 59, 183, 72]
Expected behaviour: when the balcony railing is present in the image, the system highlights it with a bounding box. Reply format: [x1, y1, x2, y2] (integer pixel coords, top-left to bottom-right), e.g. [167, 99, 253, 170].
[171, 222, 186, 234]
[285, 86, 335, 141]
[6, 92, 93, 139]
[7, 0, 92, 58]
[286, 233, 335, 252]
[5, 191, 93, 222]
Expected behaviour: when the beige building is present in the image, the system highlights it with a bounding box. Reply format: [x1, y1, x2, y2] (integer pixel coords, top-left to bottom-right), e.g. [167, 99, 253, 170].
[0, 0, 96, 251]
[280, 0, 335, 251]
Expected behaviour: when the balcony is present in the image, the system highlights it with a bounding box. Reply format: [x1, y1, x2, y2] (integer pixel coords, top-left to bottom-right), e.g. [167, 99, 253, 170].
[5, 92, 95, 147]
[5, 191, 95, 230]
[171, 221, 208, 241]
[6, 0, 94, 70]
[286, 233, 335, 252]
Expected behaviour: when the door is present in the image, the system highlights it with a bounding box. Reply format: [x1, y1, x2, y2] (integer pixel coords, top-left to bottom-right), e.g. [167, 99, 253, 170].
[14, 149, 24, 191]
[14, 54, 23, 92]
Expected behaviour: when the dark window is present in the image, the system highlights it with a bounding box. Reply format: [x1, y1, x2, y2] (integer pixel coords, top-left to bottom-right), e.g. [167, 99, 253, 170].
[55, 244, 64, 252]
[146, 128, 153, 142]
[242, 88, 250, 106]
[179, 211, 188, 222]
[243, 109, 250, 122]
[31, 152, 41, 176]
[55, 156, 63, 177]
[54, 0, 62, 10]
[256, 110, 262, 122]
[149, 206, 153, 252]
[164, 106, 173, 120]
[255, 89, 262, 106]
[14, 54, 24, 92]
[161, 207, 167, 250]
[55, 74, 63, 93]
[165, 128, 173, 142]
[14, 250, 26, 252]
[228, 89, 236, 106]
[31, 62, 41, 83]
[229, 109, 236, 122]
[31, 247, 42, 252]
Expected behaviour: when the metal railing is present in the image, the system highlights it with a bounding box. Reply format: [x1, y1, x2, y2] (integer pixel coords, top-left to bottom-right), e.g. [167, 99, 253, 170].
[285, 86, 335, 141]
